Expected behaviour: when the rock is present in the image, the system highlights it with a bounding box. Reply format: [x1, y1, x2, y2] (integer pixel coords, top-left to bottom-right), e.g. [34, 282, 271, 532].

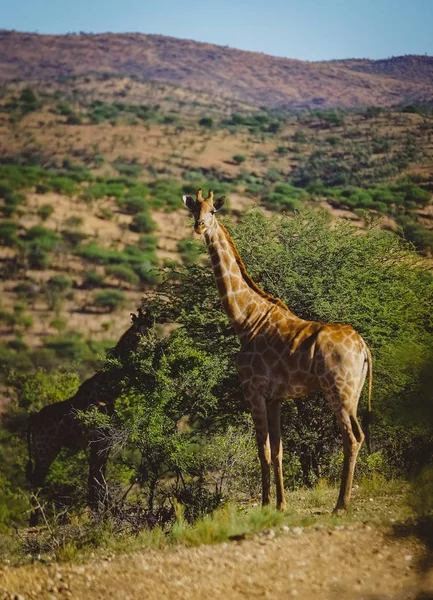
[281, 525, 291, 533]
[292, 527, 303, 536]
[74, 566, 85, 575]
[262, 529, 275, 539]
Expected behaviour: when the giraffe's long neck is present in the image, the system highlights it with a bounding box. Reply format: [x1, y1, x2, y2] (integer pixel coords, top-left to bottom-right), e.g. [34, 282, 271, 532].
[110, 326, 140, 359]
[205, 221, 280, 340]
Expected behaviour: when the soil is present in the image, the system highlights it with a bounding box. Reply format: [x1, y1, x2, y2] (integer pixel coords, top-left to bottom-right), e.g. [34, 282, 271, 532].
[1, 524, 432, 600]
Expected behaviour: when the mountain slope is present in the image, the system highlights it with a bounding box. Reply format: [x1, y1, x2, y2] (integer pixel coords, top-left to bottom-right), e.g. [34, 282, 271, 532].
[1, 30, 433, 110]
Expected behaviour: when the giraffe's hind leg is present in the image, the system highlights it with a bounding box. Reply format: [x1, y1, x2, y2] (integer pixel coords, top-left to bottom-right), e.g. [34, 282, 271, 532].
[333, 408, 364, 512]
[322, 350, 368, 512]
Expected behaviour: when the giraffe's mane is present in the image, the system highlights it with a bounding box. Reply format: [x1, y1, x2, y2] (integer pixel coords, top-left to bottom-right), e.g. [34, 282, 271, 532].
[218, 223, 290, 311]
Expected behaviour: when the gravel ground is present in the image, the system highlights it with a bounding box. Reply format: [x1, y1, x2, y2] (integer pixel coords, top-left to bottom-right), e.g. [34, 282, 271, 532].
[1, 524, 432, 600]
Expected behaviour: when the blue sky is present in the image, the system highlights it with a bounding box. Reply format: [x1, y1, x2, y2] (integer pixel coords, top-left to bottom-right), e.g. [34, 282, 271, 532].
[2, 0, 432, 61]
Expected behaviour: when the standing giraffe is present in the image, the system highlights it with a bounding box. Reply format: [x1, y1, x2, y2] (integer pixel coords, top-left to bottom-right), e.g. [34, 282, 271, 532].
[27, 308, 153, 525]
[182, 189, 372, 512]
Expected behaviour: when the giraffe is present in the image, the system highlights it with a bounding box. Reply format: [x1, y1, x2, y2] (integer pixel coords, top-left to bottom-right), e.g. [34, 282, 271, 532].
[26, 308, 153, 525]
[182, 189, 372, 513]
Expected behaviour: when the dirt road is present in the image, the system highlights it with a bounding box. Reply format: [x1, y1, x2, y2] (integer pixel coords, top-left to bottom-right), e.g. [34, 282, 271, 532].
[1, 524, 432, 600]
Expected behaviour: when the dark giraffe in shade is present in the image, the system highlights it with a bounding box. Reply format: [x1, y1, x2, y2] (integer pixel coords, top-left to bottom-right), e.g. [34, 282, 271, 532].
[27, 308, 153, 525]
[182, 189, 372, 513]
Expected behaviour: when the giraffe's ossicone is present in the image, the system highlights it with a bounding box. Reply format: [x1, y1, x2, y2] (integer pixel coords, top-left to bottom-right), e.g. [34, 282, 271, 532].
[183, 189, 372, 512]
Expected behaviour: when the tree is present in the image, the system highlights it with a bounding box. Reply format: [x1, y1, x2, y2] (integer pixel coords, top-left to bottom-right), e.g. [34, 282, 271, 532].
[141, 210, 433, 482]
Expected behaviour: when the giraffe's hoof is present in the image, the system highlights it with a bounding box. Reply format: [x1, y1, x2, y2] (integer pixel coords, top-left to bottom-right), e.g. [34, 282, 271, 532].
[332, 505, 347, 515]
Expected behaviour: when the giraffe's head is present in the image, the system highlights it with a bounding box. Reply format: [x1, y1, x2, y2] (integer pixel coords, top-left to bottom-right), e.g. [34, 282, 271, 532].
[182, 189, 225, 234]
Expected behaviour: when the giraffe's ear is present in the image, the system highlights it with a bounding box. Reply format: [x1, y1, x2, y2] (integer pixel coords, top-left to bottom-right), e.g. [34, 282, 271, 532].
[182, 195, 195, 211]
[213, 196, 225, 211]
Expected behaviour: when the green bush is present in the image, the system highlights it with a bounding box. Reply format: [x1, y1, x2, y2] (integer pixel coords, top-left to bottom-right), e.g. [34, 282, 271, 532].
[113, 160, 143, 178]
[147, 180, 182, 211]
[56, 103, 74, 117]
[37, 204, 55, 221]
[0, 309, 17, 329]
[92, 289, 126, 312]
[25, 245, 50, 269]
[77, 243, 124, 265]
[45, 275, 73, 310]
[261, 185, 308, 212]
[18, 88, 42, 114]
[44, 332, 94, 362]
[66, 114, 82, 125]
[61, 229, 88, 248]
[0, 220, 19, 246]
[198, 117, 213, 128]
[130, 211, 156, 233]
[83, 181, 126, 202]
[232, 154, 246, 165]
[138, 234, 158, 252]
[64, 215, 84, 228]
[7, 337, 28, 352]
[14, 281, 39, 301]
[22, 226, 59, 251]
[178, 239, 202, 264]
[134, 263, 159, 285]
[119, 196, 148, 215]
[47, 177, 76, 196]
[2, 193, 26, 217]
[105, 264, 140, 286]
[400, 219, 433, 254]
[82, 269, 106, 288]
[19, 88, 38, 105]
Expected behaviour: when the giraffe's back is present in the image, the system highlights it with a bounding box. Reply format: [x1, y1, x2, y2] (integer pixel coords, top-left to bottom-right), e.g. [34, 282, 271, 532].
[236, 318, 368, 401]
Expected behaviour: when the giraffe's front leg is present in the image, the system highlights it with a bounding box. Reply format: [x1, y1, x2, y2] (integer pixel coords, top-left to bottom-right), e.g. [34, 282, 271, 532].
[249, 395, 272, 507]
[88, 440, 111, 513]
[267, 400, 286, 511]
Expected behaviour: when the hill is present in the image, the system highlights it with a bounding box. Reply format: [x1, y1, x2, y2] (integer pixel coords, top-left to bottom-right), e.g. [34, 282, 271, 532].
[1, 30, 433, 110]
[0, 81, 432, 378]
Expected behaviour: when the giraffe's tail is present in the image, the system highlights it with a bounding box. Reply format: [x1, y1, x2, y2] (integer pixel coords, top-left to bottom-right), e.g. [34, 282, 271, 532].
[26, 416, 34, 483]
[362, 344, 373, 454]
